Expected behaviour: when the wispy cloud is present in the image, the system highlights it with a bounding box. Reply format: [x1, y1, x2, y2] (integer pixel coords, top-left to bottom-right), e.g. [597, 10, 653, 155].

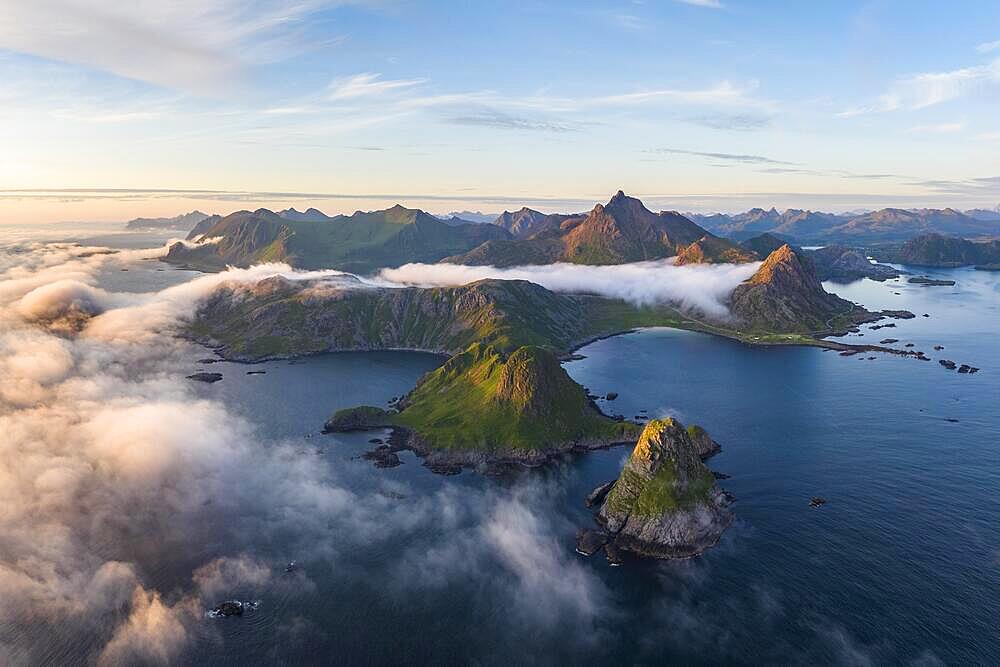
[447, 111, 582, 132]
[649, 148, 796, 165]
[976, 39, 1000, 54]
[0, 1, 349, 94]
[590, 81, 769, 109]
[840, 57, 1000, 115]
[676, 0, 724, 8]
[328, 72, 427, 100]
[685, 112, 773, 131]
[907, 121, 965, 134]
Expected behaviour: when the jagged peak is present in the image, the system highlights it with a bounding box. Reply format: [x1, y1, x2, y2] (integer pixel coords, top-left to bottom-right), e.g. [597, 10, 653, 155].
[745, 244, 805, 286]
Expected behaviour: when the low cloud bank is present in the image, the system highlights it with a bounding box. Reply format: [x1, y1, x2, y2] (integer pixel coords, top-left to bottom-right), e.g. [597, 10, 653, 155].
[0, 241, 611, 663]
[379, 260, 760, 319]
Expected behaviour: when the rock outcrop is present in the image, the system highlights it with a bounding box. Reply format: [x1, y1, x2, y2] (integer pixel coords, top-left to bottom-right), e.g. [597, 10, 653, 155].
[686, 424, 721, 459]
[594, 419, 733, 559]
[806, 245, 900, 282]
[729, 244, 867, 333]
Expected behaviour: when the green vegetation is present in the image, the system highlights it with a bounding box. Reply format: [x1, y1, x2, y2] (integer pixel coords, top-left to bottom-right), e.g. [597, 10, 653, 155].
[634, 464, 715, 515]
[167, 206, 509, 274]
[391, 344, 639, 452]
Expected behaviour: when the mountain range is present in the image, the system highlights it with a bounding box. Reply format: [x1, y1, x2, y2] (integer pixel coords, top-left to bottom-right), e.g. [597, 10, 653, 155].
[168, 205, 509, 273]
[125, 210, 214, 231]
[444, 191, 755, 266]
[689, 207, 1000, 243]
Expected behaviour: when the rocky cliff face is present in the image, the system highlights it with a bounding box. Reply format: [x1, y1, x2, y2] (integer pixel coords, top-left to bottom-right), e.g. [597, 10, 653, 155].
[493, 207, 565, 238]
[191, 278, 590, 360]
[445, 191, 751, 267]
[729, 244, 861, 332]
[595, 419, 732, 558]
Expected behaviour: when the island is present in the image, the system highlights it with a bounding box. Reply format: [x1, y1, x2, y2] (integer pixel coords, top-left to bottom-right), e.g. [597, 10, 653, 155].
[579, 418, 733, 561]
[324, 343, 641, 472]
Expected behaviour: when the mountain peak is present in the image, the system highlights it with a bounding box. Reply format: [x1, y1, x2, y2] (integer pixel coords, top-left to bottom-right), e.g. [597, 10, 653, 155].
[730, 244, 861, 332]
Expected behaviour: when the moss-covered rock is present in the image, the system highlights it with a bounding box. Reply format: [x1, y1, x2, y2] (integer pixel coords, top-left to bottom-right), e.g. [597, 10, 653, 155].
[597, 418, 732, 559]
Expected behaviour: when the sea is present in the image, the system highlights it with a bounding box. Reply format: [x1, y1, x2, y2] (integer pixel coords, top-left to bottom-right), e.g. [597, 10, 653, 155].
[2, 224, 998, 665]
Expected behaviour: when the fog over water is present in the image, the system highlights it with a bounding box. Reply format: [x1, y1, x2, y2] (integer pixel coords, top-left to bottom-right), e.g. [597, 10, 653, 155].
[2, 227, 998, 665]
[0, 233, 641, 664]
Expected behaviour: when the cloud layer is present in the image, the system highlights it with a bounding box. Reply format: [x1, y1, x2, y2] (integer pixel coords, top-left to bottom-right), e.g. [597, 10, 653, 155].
[0, 239, 616, 663]
[379, 259, 760, 319]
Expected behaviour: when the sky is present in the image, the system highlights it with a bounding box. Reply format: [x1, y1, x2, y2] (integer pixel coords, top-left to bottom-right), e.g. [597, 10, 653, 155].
[0, 0, 999, 223]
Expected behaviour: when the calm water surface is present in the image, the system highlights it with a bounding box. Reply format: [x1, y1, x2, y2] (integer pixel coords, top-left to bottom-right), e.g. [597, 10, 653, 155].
[12, 229, 998, 665]
[174, 264, 999, 665]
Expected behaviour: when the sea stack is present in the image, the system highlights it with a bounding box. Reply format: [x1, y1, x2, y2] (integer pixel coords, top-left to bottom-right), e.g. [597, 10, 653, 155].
[595, 418, 733, 559]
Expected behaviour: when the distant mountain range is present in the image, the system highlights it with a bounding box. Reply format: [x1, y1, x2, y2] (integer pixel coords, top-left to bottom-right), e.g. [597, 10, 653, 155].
[874, 233, 1000, 268]
[158, 193, 1000, 274]
[436, 210, 498, 224]
[169, 205, 509, 273]
[689, 206, 1000, 242]
[124, 210, 214, 230]
[167, 192, 754, 272]
[445, 191, 755, 266]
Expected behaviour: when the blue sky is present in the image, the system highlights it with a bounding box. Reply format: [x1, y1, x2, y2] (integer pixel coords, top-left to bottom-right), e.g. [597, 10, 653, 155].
[1, 0, 999, 222]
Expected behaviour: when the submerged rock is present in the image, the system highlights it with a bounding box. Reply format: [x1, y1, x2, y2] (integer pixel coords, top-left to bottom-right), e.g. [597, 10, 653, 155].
[939, 360, 957, 370]
[208, 600, 258, 618]
[362, 445, 402, 468]
[594, 419, 733, 559]
[187, 372, 223, 383]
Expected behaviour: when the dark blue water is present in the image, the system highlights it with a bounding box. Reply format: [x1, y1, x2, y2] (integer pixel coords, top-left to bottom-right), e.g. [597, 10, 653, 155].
[166, 264, 1000, 665]
[11, 231, 997, 665]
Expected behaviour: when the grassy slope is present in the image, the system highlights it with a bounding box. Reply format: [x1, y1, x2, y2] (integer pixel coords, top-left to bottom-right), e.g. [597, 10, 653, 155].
[392, 344, 639, 452]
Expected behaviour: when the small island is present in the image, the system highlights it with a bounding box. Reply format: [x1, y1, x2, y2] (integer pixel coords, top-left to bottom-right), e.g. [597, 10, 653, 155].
[324, 343, 641, 472]
[579, 418, 733, 560]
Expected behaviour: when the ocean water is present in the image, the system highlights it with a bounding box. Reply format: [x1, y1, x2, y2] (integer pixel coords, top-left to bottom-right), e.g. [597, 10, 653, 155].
[3, 229, 998, 665]
[177, 264, 999, 664]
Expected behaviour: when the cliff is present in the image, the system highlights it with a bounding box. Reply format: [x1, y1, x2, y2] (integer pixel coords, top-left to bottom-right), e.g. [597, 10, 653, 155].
[729, 245, 867, 333]
[595, 419, 733, 558]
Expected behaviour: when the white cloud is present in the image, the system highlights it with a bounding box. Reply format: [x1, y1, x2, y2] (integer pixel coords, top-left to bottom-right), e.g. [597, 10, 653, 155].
[328, 72, 427, 100]
[976, 39, 1000, 54]
[378, 259, 760, 320]
[907, 121, 965, 134]
[677, 0, 724, 8]
[0, 1, 347, 94]
[840, 57, 1000, 115]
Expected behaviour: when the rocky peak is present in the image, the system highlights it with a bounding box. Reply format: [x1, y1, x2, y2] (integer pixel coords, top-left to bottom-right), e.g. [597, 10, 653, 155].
[729, 244, 860, 332]
[594, 418, 733, 558]
[628, 418, 703, 477]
